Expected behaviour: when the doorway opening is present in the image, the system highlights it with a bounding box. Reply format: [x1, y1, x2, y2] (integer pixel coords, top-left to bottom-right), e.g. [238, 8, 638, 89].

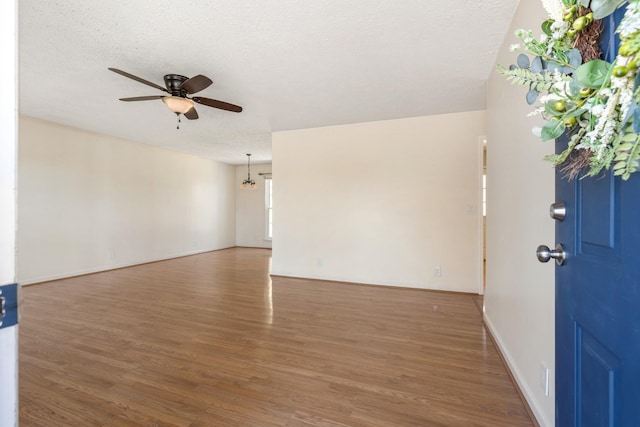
[479, 136, 487, 294]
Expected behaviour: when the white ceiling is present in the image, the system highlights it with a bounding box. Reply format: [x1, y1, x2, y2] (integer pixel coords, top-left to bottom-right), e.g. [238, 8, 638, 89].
[19, 0, 519, 165]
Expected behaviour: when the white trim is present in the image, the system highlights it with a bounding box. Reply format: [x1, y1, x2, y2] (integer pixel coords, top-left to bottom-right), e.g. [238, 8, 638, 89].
[477, 135, 486, 295]
[269, 272, 477, 293]
[19, 247, 234, 286]
[484, 313, 552, 427]
[0, 0, 19, 424]
[265, 177, 273, 240]
[0, 327, 18, 426]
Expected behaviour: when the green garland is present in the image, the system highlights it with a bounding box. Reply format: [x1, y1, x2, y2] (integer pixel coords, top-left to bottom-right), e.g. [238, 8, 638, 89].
[499, 0, 640, 180]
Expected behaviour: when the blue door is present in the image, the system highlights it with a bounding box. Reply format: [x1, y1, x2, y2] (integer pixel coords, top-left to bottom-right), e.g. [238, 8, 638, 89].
[554, 9, 640, 425]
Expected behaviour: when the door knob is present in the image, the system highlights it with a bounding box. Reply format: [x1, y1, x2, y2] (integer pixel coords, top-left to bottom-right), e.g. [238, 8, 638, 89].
[536, 243, 567, 265]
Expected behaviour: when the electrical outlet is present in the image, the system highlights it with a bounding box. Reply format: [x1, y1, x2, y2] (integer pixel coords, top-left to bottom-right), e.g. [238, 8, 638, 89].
[539, 362, 549, 396]
[434, 266, 442, 277]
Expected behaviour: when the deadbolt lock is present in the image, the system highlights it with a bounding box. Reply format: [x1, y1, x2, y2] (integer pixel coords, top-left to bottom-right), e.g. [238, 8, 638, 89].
[549, 201, 566, 221]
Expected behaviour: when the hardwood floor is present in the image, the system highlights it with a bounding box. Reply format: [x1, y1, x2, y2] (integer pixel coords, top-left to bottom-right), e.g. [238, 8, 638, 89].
[19, 248, 534, 426]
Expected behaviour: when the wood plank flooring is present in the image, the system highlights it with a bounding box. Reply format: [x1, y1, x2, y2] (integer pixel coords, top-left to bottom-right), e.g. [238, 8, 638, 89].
[19, 247, 534, 426]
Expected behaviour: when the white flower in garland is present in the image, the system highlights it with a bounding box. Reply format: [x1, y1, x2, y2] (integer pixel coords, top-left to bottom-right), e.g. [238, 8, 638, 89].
[577, 75, 634, 160]
[541, 0, 565, 21]
[617, 1, 640, 37]
[549, 20, 569, 44]
[588, 103, 605, 116]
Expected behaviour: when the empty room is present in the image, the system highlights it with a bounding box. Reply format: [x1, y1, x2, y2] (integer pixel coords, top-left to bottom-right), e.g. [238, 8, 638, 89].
[6, 1, 640, 426]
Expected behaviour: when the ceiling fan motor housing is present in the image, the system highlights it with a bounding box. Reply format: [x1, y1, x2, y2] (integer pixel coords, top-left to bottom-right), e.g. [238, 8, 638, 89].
[164, 74, 189, 96]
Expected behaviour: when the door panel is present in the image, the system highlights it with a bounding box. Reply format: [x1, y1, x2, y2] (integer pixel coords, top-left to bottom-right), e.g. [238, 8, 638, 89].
[578, 175, 618, 255]
[578, 326, 620, 427]
[556, 135, 640, 425]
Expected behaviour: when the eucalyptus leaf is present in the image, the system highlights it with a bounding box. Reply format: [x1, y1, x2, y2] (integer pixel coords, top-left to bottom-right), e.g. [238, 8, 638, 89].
[526, 89, 539, 105]
[634, 106, 640, 133]
[517, 54, 530, 69]
[569, 76, 584, 96]
[565, 108, 587, 119]
[531, 56, 543, 73]
[575, 60, 611, 88]
[546, 61, 573, 75]
[541, 119, 566, 141]
[510, 64, 517, 71]
[590, 0, 626, 19]
[634, 70, 640, 93]
[541, 57, 551, 72]
[622, 99, 637, 127]
[566, 49, 583, 68]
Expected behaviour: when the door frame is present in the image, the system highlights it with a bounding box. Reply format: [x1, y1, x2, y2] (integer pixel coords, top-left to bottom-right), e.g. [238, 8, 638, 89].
[0, 0, 19, 425]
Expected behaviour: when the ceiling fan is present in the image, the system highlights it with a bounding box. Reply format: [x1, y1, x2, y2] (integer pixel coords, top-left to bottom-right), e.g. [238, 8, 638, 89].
[108, 68, 242, 128]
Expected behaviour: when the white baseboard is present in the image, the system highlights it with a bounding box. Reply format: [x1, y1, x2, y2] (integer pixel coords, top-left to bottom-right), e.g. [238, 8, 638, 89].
[483, 313, 552, 427]
[269, 271, 478, 293]
[19, 246, 234, 286]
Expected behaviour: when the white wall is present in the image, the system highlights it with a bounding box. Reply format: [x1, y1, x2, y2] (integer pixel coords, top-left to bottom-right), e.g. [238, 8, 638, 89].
[272, 111, 484, 292]
[18, 116, 236, 284]
[485, 1, 555, 426]
[235, 162, 272, 248]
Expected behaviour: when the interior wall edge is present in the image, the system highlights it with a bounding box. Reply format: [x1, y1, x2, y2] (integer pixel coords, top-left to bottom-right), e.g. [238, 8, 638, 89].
[484, 312, 550, 427]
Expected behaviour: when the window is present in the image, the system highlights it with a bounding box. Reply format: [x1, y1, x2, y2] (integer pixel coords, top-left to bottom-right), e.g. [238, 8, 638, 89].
[265, 178, 273, 239]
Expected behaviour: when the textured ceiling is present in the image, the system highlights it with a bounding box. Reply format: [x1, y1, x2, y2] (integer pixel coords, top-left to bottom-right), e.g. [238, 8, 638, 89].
[19, 0, 519, 165]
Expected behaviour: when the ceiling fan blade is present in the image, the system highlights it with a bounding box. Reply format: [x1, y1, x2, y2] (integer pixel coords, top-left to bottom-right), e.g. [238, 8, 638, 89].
[180, 75, 213, 94]
[184, 107, 199, 120]
[193, 97, 243, 113]
[119, 96, 164, 102]
[108, 68, 168, 93]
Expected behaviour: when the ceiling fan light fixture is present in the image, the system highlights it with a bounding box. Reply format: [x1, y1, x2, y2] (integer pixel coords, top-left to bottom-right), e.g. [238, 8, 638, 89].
[162, 96, 194, 114]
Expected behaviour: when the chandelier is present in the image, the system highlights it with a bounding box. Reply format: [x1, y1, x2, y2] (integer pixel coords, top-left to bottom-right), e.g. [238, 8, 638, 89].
[241, 153, 256, 189]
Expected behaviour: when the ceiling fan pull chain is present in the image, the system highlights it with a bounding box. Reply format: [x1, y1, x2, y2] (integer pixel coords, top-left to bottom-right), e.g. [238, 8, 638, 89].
[176, 113, 181, 130]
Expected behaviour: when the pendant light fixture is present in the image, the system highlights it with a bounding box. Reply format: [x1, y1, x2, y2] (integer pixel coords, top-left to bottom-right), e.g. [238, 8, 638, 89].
[241, 153, 256, 189]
